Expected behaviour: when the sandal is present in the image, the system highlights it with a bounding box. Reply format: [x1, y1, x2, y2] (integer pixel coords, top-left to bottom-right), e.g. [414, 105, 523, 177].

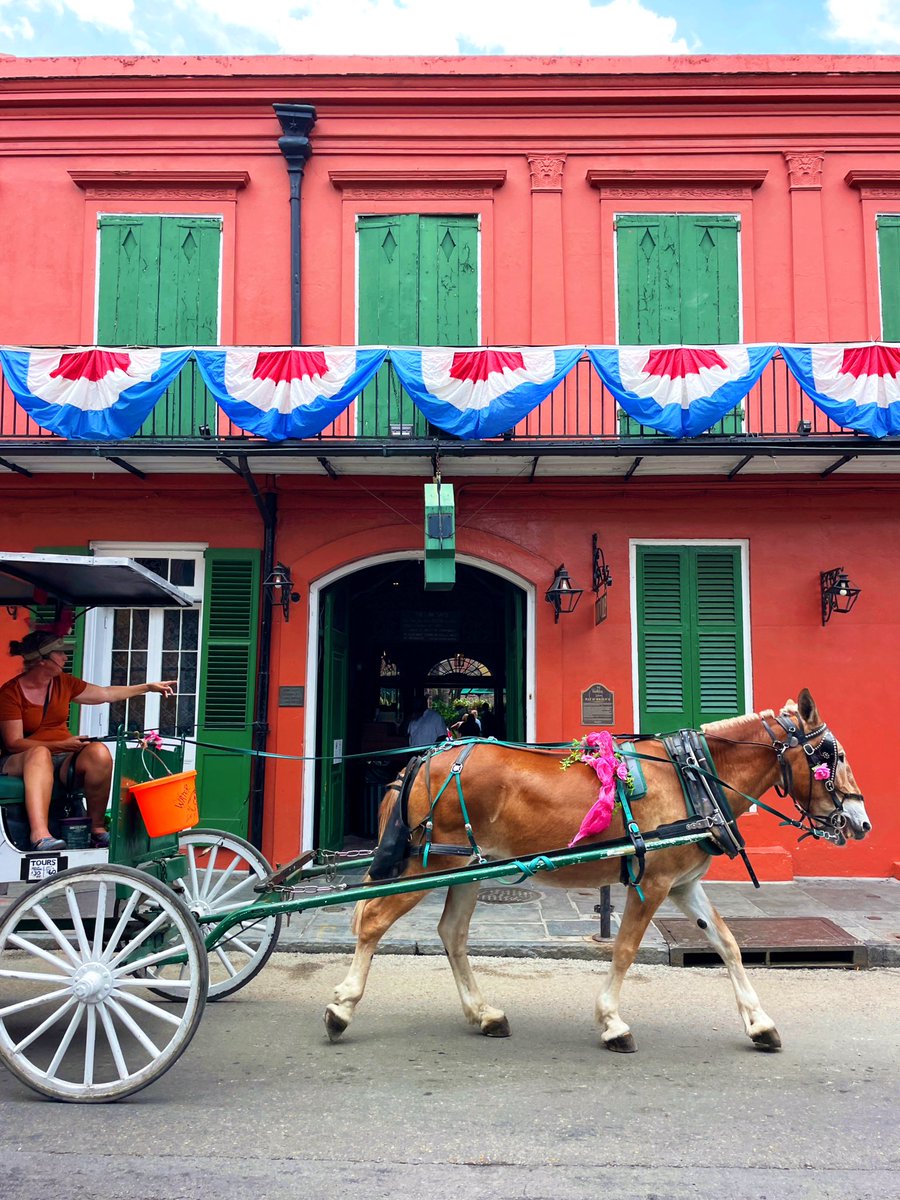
[90, 831, 110, 849]
[30, 836, 67, 852]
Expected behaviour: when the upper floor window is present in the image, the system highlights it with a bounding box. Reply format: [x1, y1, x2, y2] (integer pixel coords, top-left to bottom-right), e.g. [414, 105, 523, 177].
[877, 215, 900, 339]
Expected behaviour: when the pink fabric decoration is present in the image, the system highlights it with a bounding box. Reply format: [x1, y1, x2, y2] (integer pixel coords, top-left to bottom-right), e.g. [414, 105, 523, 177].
[813, 764, 831, 781]
[569, 730, 620, 846]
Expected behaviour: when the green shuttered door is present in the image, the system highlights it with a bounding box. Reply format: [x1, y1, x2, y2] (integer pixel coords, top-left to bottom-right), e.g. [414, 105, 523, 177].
[195, 549, 260, 836]
[357, 214, 478, 435]
[637, 546, 744, 734]
[877, 216, 900, 339]
[97, 215, 220, 436]
[617, 213, 741, 435]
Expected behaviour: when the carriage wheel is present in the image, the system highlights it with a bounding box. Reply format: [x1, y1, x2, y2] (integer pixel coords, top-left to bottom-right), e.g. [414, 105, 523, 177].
[147, 829, 282, 1002]
[0, 864, 207, 1103]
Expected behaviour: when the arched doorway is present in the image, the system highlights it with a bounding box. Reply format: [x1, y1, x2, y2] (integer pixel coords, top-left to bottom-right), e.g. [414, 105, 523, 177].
[311, 557, 529, 850]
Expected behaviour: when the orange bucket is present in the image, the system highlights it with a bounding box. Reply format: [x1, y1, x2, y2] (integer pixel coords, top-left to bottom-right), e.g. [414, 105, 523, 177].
[129, 770, 199, 838]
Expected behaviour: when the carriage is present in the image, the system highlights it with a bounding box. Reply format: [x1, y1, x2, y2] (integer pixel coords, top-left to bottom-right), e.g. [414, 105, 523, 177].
[0, 553, 870, 1102]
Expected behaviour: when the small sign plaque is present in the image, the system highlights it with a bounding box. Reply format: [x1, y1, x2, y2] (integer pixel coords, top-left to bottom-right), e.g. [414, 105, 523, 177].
[279, 686, 305, 708]
[581, 683, 614, 726]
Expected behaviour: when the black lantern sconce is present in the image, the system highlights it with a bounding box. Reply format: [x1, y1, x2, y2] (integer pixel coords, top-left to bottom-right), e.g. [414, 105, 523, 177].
[820, 568, 861, 626]
[263, 562, 301, 621]
[591, 533, 613, 625]
[545, 564, 583, 623]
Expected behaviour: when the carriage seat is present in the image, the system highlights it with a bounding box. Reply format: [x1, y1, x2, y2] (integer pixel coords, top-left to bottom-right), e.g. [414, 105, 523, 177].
[0, 775, 26, 805]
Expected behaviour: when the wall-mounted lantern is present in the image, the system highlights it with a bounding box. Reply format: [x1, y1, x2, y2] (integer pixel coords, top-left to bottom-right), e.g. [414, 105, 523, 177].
[263, 562, 300, 621]
[545, 564, 583, 623]
[591, 533, 613, 625]
[820, 568, 861, 626]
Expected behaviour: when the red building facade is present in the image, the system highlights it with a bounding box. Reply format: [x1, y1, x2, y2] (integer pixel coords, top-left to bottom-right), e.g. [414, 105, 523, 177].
[0, 55, 898, 879]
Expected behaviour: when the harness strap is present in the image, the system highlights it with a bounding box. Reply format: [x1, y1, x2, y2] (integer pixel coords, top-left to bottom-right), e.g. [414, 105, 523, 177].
[422, 742, 483, 867]
[617, 781, 646, 901]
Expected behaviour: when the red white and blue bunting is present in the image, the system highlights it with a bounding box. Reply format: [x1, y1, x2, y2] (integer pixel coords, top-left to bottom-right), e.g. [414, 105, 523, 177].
[587, 345, 777, 437]
[3, 343, 900, 441]
[779, 343, 900, 438]
[192, 347, 388, 440]
[0, 347, 192, 440]
[390, 346, 584, 439]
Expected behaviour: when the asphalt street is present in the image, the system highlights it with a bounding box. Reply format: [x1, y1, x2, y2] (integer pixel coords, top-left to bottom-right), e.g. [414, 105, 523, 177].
[1, 954, 897, 1200]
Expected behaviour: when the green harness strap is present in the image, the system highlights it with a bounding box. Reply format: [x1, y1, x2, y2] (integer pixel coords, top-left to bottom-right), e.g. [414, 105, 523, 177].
[616, 781, 646, 902]
[422, 743, 483, 867]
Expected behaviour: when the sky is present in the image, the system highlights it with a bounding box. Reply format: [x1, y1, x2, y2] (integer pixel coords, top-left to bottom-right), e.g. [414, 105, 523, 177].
[1, 0, 900, 58]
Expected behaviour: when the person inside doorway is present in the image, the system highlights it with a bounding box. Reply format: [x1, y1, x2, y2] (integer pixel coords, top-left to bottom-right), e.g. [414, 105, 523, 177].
[407, 695, 449, 747]
[0, 629, 176, 851]
[452, 707, 482, 737]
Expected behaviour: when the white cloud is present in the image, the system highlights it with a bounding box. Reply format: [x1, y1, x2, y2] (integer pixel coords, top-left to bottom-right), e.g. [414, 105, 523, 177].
[0, 16, 35, 40]
[826, 0, 900, 48]
[200, 0, 691, 55]
[0, 0, 134, 36]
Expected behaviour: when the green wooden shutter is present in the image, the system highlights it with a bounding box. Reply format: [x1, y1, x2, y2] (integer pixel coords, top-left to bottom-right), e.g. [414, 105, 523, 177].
[637, 548, 692, 733]
[637, 546, 744, 733]
[35, 545, 89, 733]
[616, 214, 741, 436]
[877, 216, 900, 339]
[694, 548, 744, 725]
[358, 214, 421, 436]
[357, 214, 479, 436]
[318, 589, 349, 851]
[97, 214, 220, 437]
[195, 549, 260, 836]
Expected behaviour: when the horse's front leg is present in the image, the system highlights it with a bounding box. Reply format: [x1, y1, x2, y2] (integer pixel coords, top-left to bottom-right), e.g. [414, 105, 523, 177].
[325, 887, 429, 1042]
[438, 881, 510, 1037]
[669, 876, 781, 1051]
[596, 878, 669, 1053]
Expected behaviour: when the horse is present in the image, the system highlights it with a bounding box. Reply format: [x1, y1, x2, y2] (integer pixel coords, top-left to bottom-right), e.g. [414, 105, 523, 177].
[325, 689, 870, 1054]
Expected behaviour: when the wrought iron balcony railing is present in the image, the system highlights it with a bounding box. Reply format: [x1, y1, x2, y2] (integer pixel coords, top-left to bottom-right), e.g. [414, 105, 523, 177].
[0, 354, 882, 448]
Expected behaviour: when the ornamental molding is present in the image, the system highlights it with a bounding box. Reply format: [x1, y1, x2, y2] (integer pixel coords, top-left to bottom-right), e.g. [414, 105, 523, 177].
[527, 154, 566, 192]
[330, 169, 506, 200]
[586, 169, 767, 200]
[845, 170, 900, 199]
[69, 170, 250, 201]
[783, 151, 825, 190]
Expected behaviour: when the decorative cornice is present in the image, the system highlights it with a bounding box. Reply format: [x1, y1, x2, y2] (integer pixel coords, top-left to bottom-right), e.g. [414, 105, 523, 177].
[329, 169, 506, 200]
[527, 154, 566, 192]
[586, 168, 767, 199]
[783, 151, 825, 190]
[69, 170, 250, 200]
[845, 170, 900, 199]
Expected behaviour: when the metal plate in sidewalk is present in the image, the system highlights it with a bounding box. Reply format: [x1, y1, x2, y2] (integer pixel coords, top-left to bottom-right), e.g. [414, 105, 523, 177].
[477, 887, 541, 905]
[654, 917, 867, 968]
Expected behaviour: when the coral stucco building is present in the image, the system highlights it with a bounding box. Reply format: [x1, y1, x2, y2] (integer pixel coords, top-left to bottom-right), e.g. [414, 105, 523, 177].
[0, 54, 898, 879]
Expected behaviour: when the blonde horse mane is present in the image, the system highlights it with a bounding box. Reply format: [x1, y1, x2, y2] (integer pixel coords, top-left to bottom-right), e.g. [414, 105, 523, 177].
[702, 700, 799, 737]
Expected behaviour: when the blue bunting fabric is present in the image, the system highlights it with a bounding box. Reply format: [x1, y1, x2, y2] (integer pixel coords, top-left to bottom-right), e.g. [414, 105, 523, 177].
[779, 343, 900, 438]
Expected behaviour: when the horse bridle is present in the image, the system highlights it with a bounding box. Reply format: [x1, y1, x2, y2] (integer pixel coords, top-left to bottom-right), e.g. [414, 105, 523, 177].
[760, 714, 863, 843]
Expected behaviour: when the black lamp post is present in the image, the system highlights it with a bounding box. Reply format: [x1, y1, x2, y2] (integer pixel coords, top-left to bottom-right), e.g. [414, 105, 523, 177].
[545, 564, 583, 623]
[820, 568, 861, 625]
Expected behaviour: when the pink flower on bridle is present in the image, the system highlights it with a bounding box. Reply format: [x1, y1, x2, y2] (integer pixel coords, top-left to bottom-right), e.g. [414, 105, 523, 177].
[569, 730, 622, 846]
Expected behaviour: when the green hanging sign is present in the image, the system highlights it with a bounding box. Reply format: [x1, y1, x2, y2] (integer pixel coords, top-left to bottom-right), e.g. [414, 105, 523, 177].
[424, 482, 455, 590]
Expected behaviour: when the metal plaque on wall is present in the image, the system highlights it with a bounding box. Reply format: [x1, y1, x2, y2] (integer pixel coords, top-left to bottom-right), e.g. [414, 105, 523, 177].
[278, 686, 305, 708]
[581, 683, 614, 726]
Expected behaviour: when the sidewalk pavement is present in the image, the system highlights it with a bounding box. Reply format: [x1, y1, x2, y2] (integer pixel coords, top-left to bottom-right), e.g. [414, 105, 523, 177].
[276, 874, 900, 967]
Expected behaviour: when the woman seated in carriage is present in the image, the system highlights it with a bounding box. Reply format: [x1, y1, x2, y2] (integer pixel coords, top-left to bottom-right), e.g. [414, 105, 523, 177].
[0, 628, 175, 852]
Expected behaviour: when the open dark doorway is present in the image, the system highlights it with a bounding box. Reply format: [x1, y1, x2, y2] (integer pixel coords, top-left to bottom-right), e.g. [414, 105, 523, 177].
[316, 560, 526, 850]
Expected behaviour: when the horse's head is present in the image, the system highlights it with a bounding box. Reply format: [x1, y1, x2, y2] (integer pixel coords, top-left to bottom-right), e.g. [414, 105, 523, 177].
[772, 689, 871, 845]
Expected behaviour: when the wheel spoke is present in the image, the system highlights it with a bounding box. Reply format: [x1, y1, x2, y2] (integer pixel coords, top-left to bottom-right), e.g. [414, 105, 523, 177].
[6, 933, 73, 975]
[204, 856, 242, 904]
[114, 988, 185, 1027]
[187, 843, 201, 902]
[200, 843, 219, 899]
[115, 976, 193, 992]
[0, 987, 72, 1019]
[0, 966, 73, 984]
[65, 885, 92, 959]
[115, 941, 191, 977]
[213, 945, 239, 978]
[107, 909, 169, 968]
[106, 996, 162, 1059]
[100, 889, 141, 963]
[92, 882, 109, 959]
[31, 902, 83, 967]
[83, 1007, 96, 1087]
[14, 995, 78, 1053]
[98, 1003, 130, 1080]
[224, 933, 261, 958]
[45, 1004, 85, 1080]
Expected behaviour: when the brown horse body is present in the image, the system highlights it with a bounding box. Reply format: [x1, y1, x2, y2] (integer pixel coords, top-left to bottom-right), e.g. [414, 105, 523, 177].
[326, 690, 870, 1053]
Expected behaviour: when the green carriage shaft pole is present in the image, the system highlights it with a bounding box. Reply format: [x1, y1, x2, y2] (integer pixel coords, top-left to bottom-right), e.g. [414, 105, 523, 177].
[198, 830, 712, 952]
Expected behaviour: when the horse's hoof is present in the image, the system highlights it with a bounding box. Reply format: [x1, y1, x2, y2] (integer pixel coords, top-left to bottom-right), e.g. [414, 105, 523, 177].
[481, 1015, 511, 1038]
[324, 1005, 349, 1042]
[604, 1032, 637, 1054]
[751, 1027, 782, 1051]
